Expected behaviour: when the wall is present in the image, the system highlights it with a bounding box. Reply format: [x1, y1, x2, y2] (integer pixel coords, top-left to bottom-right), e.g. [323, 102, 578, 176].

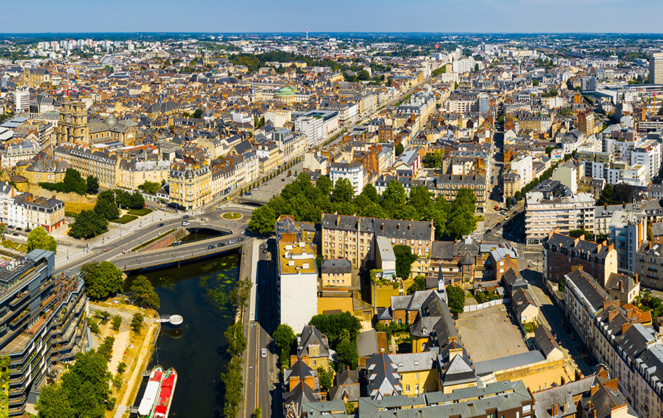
[464, 298, 510, 313]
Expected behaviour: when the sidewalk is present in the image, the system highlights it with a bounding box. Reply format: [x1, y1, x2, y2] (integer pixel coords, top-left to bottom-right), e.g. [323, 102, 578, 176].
[52, 209, 179, 268]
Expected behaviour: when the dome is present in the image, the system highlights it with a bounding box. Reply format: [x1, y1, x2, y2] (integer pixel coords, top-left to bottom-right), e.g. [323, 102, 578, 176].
[104, 114, 118, 127]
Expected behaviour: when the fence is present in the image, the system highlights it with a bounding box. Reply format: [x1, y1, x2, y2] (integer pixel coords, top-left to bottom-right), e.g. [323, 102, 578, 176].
[463, 298, 511, 313]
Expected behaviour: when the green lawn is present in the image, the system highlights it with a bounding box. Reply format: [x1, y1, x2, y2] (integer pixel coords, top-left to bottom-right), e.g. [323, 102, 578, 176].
[113, 215, 138, 224]
[222, 212, 241, 220]
[128, 208, 153, 216]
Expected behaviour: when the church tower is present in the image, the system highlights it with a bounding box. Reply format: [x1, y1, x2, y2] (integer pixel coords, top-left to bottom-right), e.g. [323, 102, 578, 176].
[57, 100, 89, 145]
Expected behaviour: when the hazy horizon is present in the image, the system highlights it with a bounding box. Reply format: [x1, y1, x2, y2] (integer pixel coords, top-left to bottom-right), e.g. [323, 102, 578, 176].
[1, 0, 660, 34]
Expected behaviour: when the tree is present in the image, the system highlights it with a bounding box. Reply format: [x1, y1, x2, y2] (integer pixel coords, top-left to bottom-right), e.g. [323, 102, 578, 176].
[36, 381, 76, 418]
[332, 178, 355, 204]
[94, 194, 119, 221]
[383, 180, 407, 212]
[407, 275, 427, 294]
[336, 339, 358, 370]
[221, 355, 243, 418]
[130, 313, 144, 333]
[393, 245, 417, 279]
[86, 176, 99, 194]
[359, 183, 380, 204]
[63, 168, 87, 195]
[316, 175, 333, 196]
[129, 191, 145, 209]
[248, 205, 276, 236]
[229, 277, 253, 319]
[506, 196, 513, 209]
[514, 191, 522, 202]
[317, 367, 333, 391]
[129, 275, 160, 309]
[192, 109, 203, 119]
[446, 285, 466, 315]
[138, 180, 161, 194]
[70, 210, 108, 239]
[81, 261, 124, 300]
[27, 226, 57, 253]
[253, 408, 262, 418]
[112, 315, 122, 331]
[273, 324, 296, 353]
[97, 337, 115, 361]
[225, 321, 246, 357]
[309, 312, 362, 349]
[37, 349, 112, 418]
[395, 143, 404, 156]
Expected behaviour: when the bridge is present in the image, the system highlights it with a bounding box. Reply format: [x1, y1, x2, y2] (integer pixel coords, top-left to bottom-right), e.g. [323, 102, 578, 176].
[112, 234, 244, 272]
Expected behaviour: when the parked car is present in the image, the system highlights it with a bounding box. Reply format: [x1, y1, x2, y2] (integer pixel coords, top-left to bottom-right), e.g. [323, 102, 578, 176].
[158, 223, 165, 227]
[183, 215, 190, 219]
[25, 228, 31, 233]
[238, 237, 244, 241]
[254, 187, 260, 191]
[173, 241, 182, 246]
[103, 247, 110, 252]
[245, 192, 252, 196]
[208, 245, 215, 250]
[16, 228, 22, 231]
[182, 221, 190, 226]
[12, 233, 18, 236]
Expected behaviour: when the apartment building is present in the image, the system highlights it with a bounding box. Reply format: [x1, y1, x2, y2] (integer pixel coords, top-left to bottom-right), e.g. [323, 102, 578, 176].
[168, 161, 211, 210]
[544, 231, 617, 286]
[321, 214, 434, 271]
[525, 180, 595, 244]
[0, 250, 88, 416]
[434, 174, 487, 211]
[53, 144, 119, 188]
[563, 267, 663, 418]
[117, 159, 170, 191]
[510, 153, 533, 185]
[277, 240, 318, 332]
[329, 161, 366, 196]
[636, 241, 663, 290]
[609, 210, 646, 275]
[15, 159, 68, 185]
[13, 193, 65, 232]
[0, 140, 40, 169]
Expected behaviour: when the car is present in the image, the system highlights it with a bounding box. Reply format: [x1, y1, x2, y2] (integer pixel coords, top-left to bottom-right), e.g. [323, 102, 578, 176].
[238, 237, 244, 241]
[103, 247, 110, 252]
[486, 228, 492, 233]
[262, 249, 267, 253]
[261, 348, 267, 358]
[281, 178, 286, 182]
[173, 241, 182, 246]
[16, 228, 22, 231]
[208, 245, 215, 250]
[158, 223, 165, 227]
[228, 240, 236, 244]
[25, 228, 31, 233]
[183, 215, 190, 219]
[182, 221, 190, 226]
[12, 233, 18, 236]
[245, 192, 252, 195]
[218, 242, 225, 247]
[254, 187, 260, 190]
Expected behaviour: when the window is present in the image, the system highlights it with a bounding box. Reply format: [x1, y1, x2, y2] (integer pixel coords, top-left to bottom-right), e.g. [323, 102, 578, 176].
[405, 385, 410, 392]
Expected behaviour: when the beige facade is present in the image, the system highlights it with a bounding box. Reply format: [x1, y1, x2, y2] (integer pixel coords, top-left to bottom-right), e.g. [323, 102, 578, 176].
[53, 145, 119, 188]
[117, 160, 170, 191]
[169, 162, 212, 210]
[56, 101, 89, 145]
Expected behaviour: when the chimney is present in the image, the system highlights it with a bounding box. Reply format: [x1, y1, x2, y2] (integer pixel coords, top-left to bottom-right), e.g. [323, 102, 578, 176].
[381, 223, 384, 231]
[618, 280, 624, 292]
[551, 403, 559, 416]
[408, 223, 411, 231]
[397, 223, 401, 230]
[635, 273, 639, 284]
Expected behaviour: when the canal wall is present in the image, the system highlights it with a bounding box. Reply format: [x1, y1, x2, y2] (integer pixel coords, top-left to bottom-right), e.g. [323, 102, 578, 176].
[136, 228, 188, 253]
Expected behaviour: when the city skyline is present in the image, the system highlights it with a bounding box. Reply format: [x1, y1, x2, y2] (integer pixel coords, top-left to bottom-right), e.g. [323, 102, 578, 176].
[1, 0, 662, 34]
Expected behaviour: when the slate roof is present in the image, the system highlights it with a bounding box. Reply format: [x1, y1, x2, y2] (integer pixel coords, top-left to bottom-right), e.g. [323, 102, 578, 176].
[366, 353, 402, 399]
[534, 326, 561, 358]
[321, 213, 433, 241]
[565, 269, 610, 313]
[474, 351, 545, 376]
[298, 325, 330, 359]
[321, 259, 351, 275]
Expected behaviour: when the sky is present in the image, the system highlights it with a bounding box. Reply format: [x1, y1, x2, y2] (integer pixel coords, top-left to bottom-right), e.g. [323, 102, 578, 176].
[1, 0, 661, 34]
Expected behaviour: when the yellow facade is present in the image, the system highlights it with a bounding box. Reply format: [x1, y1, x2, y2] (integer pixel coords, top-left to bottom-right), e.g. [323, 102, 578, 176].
[400, 369, 438, 397]
[169, 162, 212, 210]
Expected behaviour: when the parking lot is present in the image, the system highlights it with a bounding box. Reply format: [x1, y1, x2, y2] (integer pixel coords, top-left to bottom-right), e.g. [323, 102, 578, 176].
[457, 304, 529, 362]
[242, 161, 303, 204]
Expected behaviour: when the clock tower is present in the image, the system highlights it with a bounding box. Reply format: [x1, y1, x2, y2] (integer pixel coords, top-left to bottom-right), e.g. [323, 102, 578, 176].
[57, 100, 89, 145]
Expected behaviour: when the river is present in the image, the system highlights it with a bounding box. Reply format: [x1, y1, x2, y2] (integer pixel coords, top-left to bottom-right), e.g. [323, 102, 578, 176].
[126, 250, 241, 418]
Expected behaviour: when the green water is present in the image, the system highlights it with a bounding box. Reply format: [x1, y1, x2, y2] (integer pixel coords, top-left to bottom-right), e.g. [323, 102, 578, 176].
[126, 250, 241, 418]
